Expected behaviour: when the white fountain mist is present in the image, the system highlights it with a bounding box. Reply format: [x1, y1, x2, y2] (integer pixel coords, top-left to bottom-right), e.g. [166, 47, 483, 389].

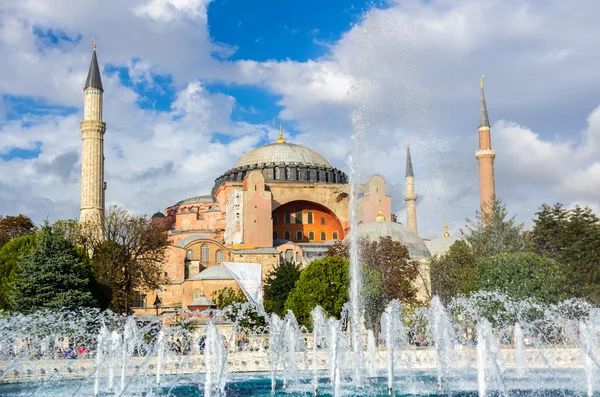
[514, 323, 525, 377]
[429, 296, 455, 391]
[108, 330, 121, 392]
[311, 306, 327, 395]
[155, 330, 165, 387]
[204, 321, 228, 397]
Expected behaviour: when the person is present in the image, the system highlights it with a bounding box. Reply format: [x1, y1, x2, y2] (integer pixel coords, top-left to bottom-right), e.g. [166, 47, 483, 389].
[77, 344, 88, 358]
[64, 345, 75, 359]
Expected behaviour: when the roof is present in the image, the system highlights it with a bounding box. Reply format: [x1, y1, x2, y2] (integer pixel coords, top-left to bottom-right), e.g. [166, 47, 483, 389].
[231, 248, 278, 254]
[189, 265, 235, 281]
[426, 235, 461, 257]
[233, 142, 331, 168]
[479, 79, 490, 128]
[85, 49, 103, 90]
[350, 221, 432, 259]
[189, 295, 215, 307]
[152, 211, 166, 218]
[174, 195, 216, 206]
[406, 145, 414, 177]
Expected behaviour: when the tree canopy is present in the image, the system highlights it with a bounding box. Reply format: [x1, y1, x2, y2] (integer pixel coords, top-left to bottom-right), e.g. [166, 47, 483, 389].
[79, 205, 169, 313]
[0, 234, 37, 310]
[263, 260, 301, 317]
[212, 287, 266, 334]
[476, 252, 565, 304]
[10, 224, 97, 312]
[461, 197, 526, 257]
[430, 240, 478, 304]
[532, 203, 600, 303]
[284, 256, 350, 327]
[0, 214, 35, 249]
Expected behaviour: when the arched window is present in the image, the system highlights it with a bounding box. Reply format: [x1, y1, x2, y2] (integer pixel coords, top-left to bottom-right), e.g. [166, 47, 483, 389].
[193, 289, 203, 300]
[285, 212, 291, 224]
[285, 249, 294, 262]
[296, 231, 303, 241]
[321, 216, 326, 225]
[273, 215, 278, 226]
[295, 209, 302, 224]
[284, 230, 291, 240]
[273, 230, 278, 240]
[275, 167, 281, 180]
[216, 250, 224, 263]
[186, 249, 194, 260]
[308, 211, 313, 224]
[295, 252, 300, 263]
[285, 167, 290, 179]
[133, 292, 146, 308]
[332, 231, 339, 240]
[308, 231, 315, 240]
[201, 244, 210, 263]
[320, 232, 326, 241]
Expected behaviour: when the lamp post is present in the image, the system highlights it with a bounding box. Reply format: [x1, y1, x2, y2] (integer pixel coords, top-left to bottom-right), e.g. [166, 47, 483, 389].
[153, 295, 162, 317]
[328, 282, 336, 316]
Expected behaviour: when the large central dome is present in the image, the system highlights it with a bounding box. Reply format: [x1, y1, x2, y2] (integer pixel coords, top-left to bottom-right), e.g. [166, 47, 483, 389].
[233, 142, 331, 168]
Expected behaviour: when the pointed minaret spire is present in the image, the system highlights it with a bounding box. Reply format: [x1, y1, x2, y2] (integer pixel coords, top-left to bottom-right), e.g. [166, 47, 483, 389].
[376, 200, 385, 222]
[404, 139, 418, 234]
[85, 40, 103, 90]
[479, 75, 489, 128]
[406, 139, 414, 177]
[444, 218, 450, 237]
[476, 75, 496, 220]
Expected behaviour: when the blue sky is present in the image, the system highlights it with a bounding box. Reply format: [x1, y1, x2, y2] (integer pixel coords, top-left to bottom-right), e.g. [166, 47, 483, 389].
[2, 0, 600, 238]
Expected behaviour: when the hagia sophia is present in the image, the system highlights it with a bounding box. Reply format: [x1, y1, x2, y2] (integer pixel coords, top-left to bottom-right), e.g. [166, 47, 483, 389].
[79, 46, 495, 315]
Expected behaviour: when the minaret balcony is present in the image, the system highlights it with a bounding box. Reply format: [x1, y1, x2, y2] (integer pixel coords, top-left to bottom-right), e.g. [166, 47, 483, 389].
[475, 149, 496, 159]
[404, 193, 418, 201]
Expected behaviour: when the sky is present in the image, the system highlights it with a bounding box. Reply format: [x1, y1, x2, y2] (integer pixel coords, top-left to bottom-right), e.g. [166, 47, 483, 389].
[1, 0, 600, 240]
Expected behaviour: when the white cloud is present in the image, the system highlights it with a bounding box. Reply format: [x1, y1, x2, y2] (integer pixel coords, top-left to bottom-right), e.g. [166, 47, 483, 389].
[2, 0, 600, 242]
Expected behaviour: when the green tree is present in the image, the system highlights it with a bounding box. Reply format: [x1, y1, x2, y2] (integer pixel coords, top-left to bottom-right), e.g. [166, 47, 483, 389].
[79, 205, 169, 314]
[462, 197, 526, 257]
[10, 224, 97, 312]
[212, 287, 266, 334]
[284, 256, 349, 327]
[430, 240, 478, 304]
[476, 252, 565, 304]
[0, 234, 37, 310]
[0, 214, 35, 249]
[263, 260, 301, 317]
[532, 203, 600, 302]
[328, 236, 420, 304]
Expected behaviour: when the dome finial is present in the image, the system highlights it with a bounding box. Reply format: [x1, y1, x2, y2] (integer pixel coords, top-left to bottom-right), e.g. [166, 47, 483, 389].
[276, 122, 286, 144]
[444, 218, 450, 237]
[376, 200, 385, 222]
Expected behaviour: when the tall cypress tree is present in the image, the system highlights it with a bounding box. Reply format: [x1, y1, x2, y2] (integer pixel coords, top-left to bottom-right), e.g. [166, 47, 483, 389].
[10, 224, 97, 312]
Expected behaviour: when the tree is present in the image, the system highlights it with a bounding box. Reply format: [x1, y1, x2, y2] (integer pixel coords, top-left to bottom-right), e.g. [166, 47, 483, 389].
[10, 224, 97, 312]
[263, 260, 302, 317]
[430, 240, 478, 304]
[328, 236, 420, 304]
[0, 214, 35, 249]
[212, 287, 266, 334]
[0, 234, 37, 310]
[476, 252, 565, 304]
[461, 197, 526, 257]
[532, 203, 600, 302]
[79, 205, 169, 314]
[284, 256, 349, 327]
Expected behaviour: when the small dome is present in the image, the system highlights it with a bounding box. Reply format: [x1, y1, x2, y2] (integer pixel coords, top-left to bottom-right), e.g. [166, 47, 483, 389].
[189, 295, 215, 307]
[426, 235, 461, 257]
[191, 265, 234, 281]
[233, 142, 331, 168]
[152, 211, 166, 218]
[174, 195, 216, 206]
[350, 222, 431, 259]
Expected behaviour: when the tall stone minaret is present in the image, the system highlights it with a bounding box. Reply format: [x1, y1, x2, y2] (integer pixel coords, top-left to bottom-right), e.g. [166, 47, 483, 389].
[476, 76, 496, 217]
[404, 141, 418, 234]
[80, 41, 106, 229]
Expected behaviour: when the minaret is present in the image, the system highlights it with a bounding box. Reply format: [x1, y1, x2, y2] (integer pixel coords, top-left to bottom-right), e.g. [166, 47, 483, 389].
[80, 41, 106, 230]
[476, 76, 496, 217]
[404, 140, 418, 234]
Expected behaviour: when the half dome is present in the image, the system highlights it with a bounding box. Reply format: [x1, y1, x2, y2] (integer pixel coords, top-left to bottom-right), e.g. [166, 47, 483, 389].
[234, 142, 331, 168]
[350, 221, 432, 259]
